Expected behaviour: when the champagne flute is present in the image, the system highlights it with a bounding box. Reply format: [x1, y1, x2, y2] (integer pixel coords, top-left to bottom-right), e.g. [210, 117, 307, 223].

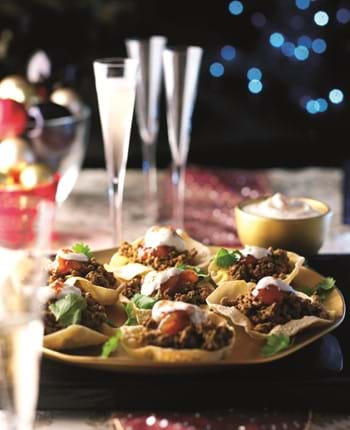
[93, 58, 138, 245]
[163, 46, 203, 229]
[0, 196, 54, 430]
[125, 36, 167, 222]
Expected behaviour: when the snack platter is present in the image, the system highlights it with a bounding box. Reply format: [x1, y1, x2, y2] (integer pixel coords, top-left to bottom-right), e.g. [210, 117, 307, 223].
[42, 227, 345, 373]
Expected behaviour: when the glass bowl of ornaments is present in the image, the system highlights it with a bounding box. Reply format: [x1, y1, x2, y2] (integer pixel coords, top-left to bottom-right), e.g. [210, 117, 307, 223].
[0, 76, 90, 205]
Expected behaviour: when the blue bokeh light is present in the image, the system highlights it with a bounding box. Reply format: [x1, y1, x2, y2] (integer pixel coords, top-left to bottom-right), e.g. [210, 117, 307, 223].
[209, 62, 224, 78]
[329, 89, 344, 104]
[281, 42, 295, 57]
[294, 45, 309, 61]
[269, 32, 284, 48]
[311, 38, 327, 54]
[314, 11, 329, 26]
[306, 100, 320, 114]
[336, 8, 350, 24]
[317, 98, 328, 112]
[247, 67, 262, 80]
[248, 80, 263, 94]
[221, 45, 236, 61]
[295, 0, 310, 10]
[251, 12, 266, 28]
[228, 1, 244, 15]
[298, 35, 312, 48]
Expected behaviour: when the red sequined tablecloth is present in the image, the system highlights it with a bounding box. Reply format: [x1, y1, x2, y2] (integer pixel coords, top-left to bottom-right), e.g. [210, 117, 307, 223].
[160, 166, 271, 247]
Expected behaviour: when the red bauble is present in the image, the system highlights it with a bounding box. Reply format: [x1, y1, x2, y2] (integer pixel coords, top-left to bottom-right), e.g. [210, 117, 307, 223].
[0, 98, 28, 139]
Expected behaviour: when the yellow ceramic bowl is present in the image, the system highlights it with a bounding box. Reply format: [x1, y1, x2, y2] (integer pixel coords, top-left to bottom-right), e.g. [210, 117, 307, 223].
[234, 197, 332, 256]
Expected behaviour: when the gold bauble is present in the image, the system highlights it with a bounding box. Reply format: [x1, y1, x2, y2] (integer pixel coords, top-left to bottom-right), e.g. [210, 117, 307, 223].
[0, 75, 37, 106]
[50, 88, 83, 116]
[19, 163, 53, 188]
[0, 137, 35, 174]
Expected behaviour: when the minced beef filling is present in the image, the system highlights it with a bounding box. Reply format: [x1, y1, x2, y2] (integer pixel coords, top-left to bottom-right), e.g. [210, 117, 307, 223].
[121, 277, 215, 306]
[135, 318, 233, 351]
[228, 248, 293, 283]
[44, 292, 108, 335]
[118, 241, 197, 271]
[222, 292, 329, 334]
[49, 257, 117, 289]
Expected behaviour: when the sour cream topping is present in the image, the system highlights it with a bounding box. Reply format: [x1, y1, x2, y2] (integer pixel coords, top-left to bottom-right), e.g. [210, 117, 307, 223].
[152, 300, 208, 325]
[141, 268, 182, 296]
[241, 246, 271, 259]
[243, 193, 321, 220]
[38, 281, 82, 303]
[57, 249, 89, 262]
[252, 276, 296, 297]
[143, 226, 186, 252]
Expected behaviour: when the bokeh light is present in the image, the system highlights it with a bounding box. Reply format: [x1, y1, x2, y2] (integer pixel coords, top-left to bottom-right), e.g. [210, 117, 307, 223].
[297, 35, 312, 48]
[247, 67, 262, 80]
[269, 32, 284, 48]
[251, 12, 266, 28]
[221, 45, 236, 61]
[306, 99, 320, 114]
[295, 0, 310, 10]
[336, 8, 350, 24]
[317, 98, 328, 112]
[228, 1, 244, 15]
[329, 89, 344, 104]
[314, 11, 329, 26]
[311, 38, 327, 54]
[294, 45, 309, 61]
[248, 80, 263, 94]
[210, 62, 224, 77]
[281, 42, 295, 57]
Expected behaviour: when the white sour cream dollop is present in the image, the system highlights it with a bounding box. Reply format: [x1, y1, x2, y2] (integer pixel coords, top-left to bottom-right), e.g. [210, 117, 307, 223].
[143, 226, 186, 251]
[57, 249, 89, 262]
[241, 246, 271, 259]
[251, 276, 296, 298]
[243, 193, 321, 220]
[38, 281, 82, 303]
[141, 268, 182, 296]
[152, 300, 207, 325]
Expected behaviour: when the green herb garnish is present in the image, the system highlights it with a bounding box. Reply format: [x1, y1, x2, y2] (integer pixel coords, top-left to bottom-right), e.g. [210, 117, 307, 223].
[298, 277, 335, 302]
[71, 243, 93, 259]
[100, 329, 122, 358]
[214, 248, 241, 268]
[176, 263, 208, 278]
[131, 293, 159, 310]
[261, 334, 291, 357]
[49, 294, 87, 328]
[124, 302, 137, 325]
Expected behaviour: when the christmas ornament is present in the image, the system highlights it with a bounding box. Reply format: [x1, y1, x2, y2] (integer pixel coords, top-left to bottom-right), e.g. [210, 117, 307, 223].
[50, 87, 84, 116]
[0, 75, 37, 106]
[0, 137, 35, 173]
[0, 99, 28, 139]
[19, 163, 53, 188]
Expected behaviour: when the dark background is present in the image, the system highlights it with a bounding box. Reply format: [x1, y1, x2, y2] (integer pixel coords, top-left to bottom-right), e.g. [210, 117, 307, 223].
[0, 0, 349, 169]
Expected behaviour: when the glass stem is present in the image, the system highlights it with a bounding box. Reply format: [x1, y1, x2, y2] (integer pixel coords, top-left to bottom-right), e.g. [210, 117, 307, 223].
[109, 172, 125, 246]
[142, 139, 158, 222]
[172, 162, 186, 229]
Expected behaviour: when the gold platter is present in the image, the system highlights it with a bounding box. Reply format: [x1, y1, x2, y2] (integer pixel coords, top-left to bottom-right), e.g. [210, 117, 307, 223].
[43, 247, 346, 372]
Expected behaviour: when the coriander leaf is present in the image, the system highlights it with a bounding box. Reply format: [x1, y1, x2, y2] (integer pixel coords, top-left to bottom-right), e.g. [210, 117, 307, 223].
[297, 286, 314, 296]
[124, 302, 137, 325]
[261, 334, 291, 357]
[316, 277, 335, 301]
[214, 248, 241, 268]
[49, 294, 87, 328]
[100, 329, 122, 358]
[131, 293, 159, 310]
[176, 263, 208, 278]
[71, 242, 93, 258]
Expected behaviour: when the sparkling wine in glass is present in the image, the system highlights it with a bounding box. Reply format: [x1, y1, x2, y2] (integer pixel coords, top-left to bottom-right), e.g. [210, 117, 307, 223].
[93, 58, 138, 245]
[126, 36, 167, 221]
[163, 46, 203, 228]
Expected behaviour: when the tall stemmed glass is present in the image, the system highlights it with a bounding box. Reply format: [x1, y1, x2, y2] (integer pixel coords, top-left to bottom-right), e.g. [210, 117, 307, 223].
[125, 36, 167, 221]
[163, 46, 203, 228]
[93, 58, 138, 245]
[0, 196, 54, 430]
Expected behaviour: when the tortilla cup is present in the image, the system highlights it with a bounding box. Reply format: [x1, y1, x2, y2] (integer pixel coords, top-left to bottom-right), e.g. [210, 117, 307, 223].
[65, 276, 119, 305]
[120, 313, 235, 363]
[206, 280, 335, 339]
[117, 288, 152, 325]
[106, 228, 212, 273]
[208, 250, 305, 286]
